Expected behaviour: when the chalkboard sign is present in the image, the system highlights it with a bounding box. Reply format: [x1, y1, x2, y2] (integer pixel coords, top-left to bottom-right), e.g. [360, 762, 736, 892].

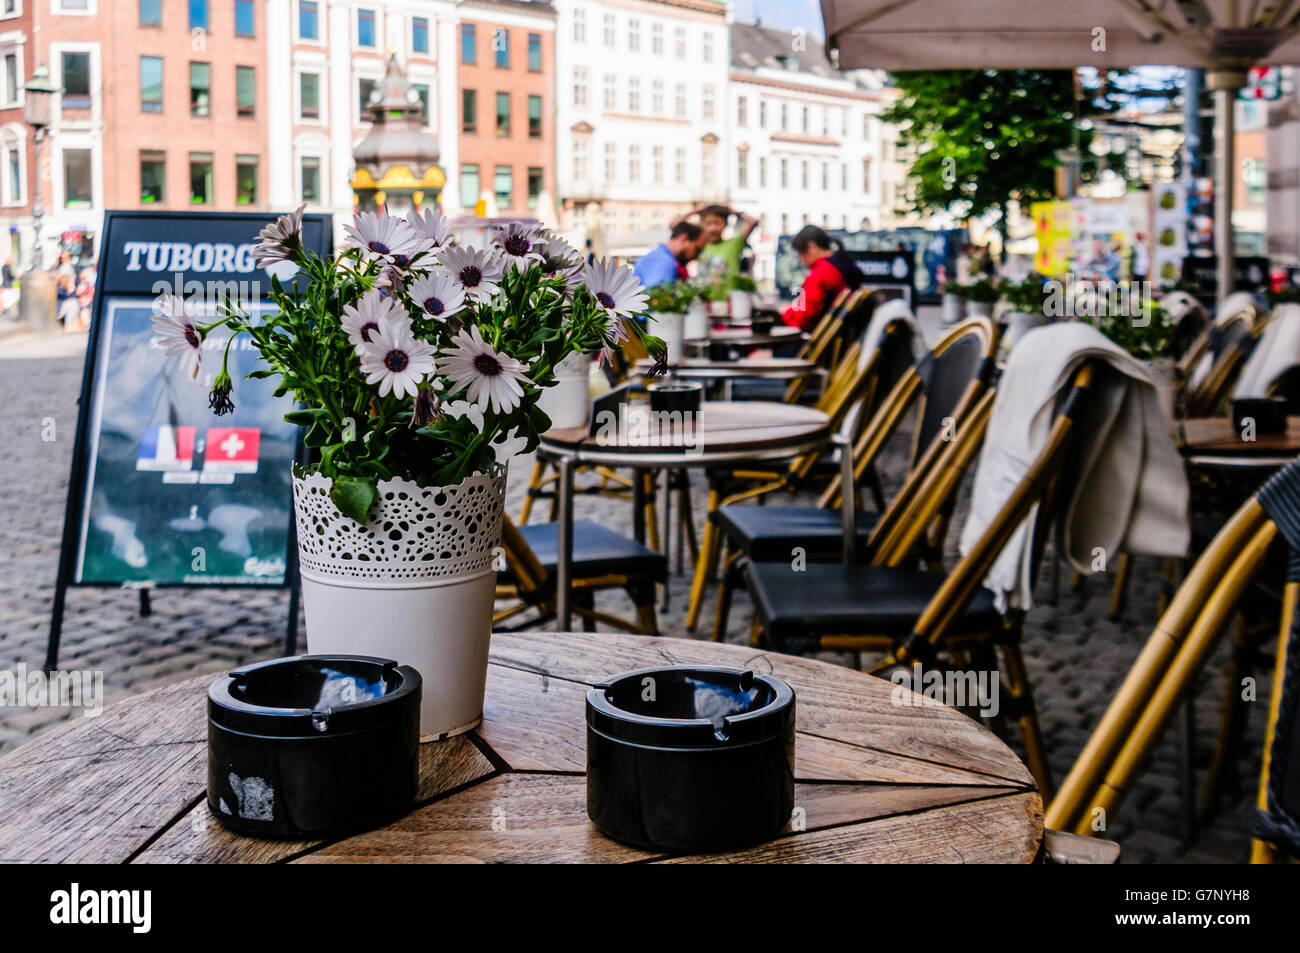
[47, 210, 332, 669]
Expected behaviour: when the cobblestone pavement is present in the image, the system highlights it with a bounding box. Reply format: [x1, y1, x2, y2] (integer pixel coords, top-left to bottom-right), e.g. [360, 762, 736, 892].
[0, 345, 1272, 863]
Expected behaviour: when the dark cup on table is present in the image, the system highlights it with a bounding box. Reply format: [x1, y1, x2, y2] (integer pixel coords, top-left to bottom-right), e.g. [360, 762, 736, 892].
[750, 310, 777, 336]
[647, 379, 703, 416]
[1231, 397, 1286, 435]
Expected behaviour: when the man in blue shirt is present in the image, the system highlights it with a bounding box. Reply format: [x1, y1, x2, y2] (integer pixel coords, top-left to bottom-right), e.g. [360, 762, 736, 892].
[632, 221, 703, 290]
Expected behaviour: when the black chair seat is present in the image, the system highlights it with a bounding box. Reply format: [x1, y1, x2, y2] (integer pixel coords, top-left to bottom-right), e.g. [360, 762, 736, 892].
[512, 520, 667, 583]
[715, 504, 878, 561]
[745, 561, 1001, 653]
[729, 379, 797, 402]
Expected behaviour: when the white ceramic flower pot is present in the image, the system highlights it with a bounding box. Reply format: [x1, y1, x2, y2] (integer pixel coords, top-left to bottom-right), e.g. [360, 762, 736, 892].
[942, 293, 965, 325]
[1003, 310, 1047, 351]
[654, 311, 686, 364]
[293, 469, 506, 742]
[684, 299, 709, 339]
[537, 351, 591, 429]
[729, 290, 753, 321]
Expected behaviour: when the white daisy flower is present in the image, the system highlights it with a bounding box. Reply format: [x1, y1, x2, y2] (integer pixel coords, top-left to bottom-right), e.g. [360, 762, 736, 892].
[151, 294, 205, 379]
[441, 399, 485, 431]
[407, 271, 467, 322]
[492, 222, 544, 272]
[538, 233, 584, 291]
[254, 204, 305, 266]
[488, 428, 529, 463]
[583, 257, 648, 320]
[344, 211, 423, 264]
[406, 207, 451, 250]
[341, 289, 407, 354]
[437, 244, 503, 303]
[358, 319, 436, 399]
[440, 324, 528, 415]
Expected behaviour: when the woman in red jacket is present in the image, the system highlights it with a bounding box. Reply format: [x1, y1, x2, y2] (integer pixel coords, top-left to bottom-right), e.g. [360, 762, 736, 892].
[781, 226, 865, 331]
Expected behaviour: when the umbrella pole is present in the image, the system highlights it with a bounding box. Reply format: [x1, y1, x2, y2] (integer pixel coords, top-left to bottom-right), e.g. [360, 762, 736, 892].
[1208, 70, 1248, 304]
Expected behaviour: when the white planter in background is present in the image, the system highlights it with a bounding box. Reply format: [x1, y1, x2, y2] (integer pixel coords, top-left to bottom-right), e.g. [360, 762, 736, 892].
[684, 299, 709, 339]
[537, 351, 592, 429]
[942, 293, 965, 324]
[292, 469, 507, 741]
[729, 290, 754, 321]
[966, 300, 994, 319]
[654, 311, 686, 364]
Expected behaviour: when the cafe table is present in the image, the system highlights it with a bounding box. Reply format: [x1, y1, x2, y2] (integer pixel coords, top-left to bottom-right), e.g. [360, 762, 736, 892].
[632, 356, 823, 400]
[537, 400, 834, 624]
[0, 632, 1044, 863]
[1177, 415, 1300, 470]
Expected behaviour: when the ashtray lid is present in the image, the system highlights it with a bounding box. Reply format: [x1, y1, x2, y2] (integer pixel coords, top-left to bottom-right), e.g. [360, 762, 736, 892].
[208, 655, 420, 738]
[586, 665, 794, 749]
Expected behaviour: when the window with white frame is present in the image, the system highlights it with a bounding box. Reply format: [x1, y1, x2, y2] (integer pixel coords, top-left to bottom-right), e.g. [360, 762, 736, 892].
[573, 7, 585, 42]
[300, 155, 322, 203]
[572, 68, 587, 108]
[627, 76, 639, 113]
[674, 82, 685, 118]
[603, 141, 615, 182]
[627, 17, 639, 51]
[62, 146, 93, 207]
[651, 22, 663, 54]
[701, 84, 714, 121]
[55, 0, 92, 14]
[736, 150, 746, 189]
[736, 96, 747, 128]
[702, 32, 713, 62]
[602, 13, 614, 47]
[603, 73, 615, 110]
[758, 156, 766, 188]
[1, 128, 24, 206]
[674, 147, 685, 184]
[652, 145, 662, 183]
[651, 79, 662, 116]
[1, 0, 20, 19]
[572, 135, 588, 182]
[702, 142, 715, 188]
[673, 26, 685, 57]
[627, 144, 639, 182]
[1, 49, 19, 106]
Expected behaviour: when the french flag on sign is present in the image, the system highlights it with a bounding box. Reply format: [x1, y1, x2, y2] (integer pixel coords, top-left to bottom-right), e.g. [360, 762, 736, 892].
[204, 427, 261, 474]
[136, 425, 196, 472]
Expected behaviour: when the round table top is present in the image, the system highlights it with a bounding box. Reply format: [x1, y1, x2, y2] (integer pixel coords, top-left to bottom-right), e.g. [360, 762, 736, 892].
[632, 357, 820, 380]
[0, 633, 1043, 863]
[686, 325, 804, 346]
[1177, 416, 1300, 469]
[538, 400, 831, 466]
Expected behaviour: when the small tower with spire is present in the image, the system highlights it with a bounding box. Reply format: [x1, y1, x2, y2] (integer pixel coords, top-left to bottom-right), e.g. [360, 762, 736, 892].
[351, 54, 445, 214]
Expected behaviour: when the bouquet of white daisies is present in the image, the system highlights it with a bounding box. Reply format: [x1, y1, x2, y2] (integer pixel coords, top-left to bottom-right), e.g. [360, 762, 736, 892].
[151, 207, 661, 522]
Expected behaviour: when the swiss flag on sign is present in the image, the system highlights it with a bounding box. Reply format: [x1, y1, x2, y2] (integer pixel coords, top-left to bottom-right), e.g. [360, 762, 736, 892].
[203, 427, 261, 474]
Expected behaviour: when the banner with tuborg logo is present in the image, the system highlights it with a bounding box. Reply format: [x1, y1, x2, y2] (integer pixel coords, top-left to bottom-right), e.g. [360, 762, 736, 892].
[52, 210, 332, 625]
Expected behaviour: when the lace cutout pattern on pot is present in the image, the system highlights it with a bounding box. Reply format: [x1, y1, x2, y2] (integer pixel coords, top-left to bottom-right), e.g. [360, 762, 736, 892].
[293, 470, 507, 581]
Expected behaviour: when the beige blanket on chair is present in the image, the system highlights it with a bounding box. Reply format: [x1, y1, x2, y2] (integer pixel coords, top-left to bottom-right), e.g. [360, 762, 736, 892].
[959, 322, 1190, 611]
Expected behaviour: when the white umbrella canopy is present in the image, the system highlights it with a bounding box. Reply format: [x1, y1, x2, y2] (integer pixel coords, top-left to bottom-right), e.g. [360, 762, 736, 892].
[821, 0, 1300, 295]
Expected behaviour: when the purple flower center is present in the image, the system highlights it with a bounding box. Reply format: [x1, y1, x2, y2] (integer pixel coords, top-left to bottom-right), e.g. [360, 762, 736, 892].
[596, 291, 616, 309]
[369, 240, 391, 255]
[361, 321, 379, 342]
[473, 353, 502, 377]
[459, 266, 482, 288]
[184, 325, 201, 348]
[503, 234, 531, 256]
[392, 254, 410, 268]
[424, 296, 445, 315]
[384, 349, 410, 373]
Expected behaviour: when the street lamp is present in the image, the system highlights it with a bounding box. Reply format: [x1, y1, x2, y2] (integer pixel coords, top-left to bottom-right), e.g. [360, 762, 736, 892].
[18, 62, 59, 329]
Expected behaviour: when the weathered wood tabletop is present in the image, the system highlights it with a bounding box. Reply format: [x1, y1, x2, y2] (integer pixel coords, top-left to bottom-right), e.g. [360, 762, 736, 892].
[0, 633, 1043, 863]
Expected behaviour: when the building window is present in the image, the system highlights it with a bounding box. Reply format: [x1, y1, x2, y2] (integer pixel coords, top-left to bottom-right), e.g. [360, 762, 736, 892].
[737, 151, 747, 189]
[494, 28, 509, 68]
[189, 152, 212, 204]
[301, 156, 320, 203]
[703, 32, 713, 62]
[652, 23, 663, 54]
[63, 148, 92, 207]
[572, 68, 587, 108]
[462, 88, 477, 133]
[573, 8, 585, 43]
[190, 63, 211, 117]
[527, 33, 542, 72]
[821, 161, 829, 191]
[627, 17, 639, 51]
[527, 167, 542, 209]
[528, 95, 542, 138]
[461, 24, 476, 64]
[61, 52, 91, 109]
[572, 136, 588, 181]
[412, 17, 429, 54]
[759, 101, 767, 128]
[236, 155, 258, 205]
[780, 103, 788, 131]
[495, 92, 510, 136]
[603, 73, 615, 110]
[411, 83, 429, 124]
[299, 0, 318, 40]
[299, 72, 320, 118]
[235, 0, 253, 36]
[651, 80, 663, 116]
[702, 144, 715, 188]
[628, 144, 639, 183]
[780, 158, 788, 188]
[863, 113, 870, 139]
[140, 151, 164, 204]
[674, 26, 686, 57]
[627, 77, 639, 112]
[603, 142, 615, 182]
[674, 147, 685, 184]
[702, 84, 714, 121]
[459, 163, 479, 207]
[357, 8, 376, 47]
[494, 165, 512, 209]
[2, 54, 16, 106]
[759, 156, 766, 188]
[189, 0, 208, 31]
[4, 143, 23, 205]
[652, 145, 663, 183]
[140, 57, 163, 112]
[802, 106, 810, 133]
[801, 160, 808, 189]
[863, 159, 871, 192]
[841, 163, 847, 191]
[602, 13, 614, 47]
[140, 0, 161, 26]
[737, 96, 747, 127]
[236, 66, 255, 117]
[674, 82, 685, 118]
[358, 78, 376, 115]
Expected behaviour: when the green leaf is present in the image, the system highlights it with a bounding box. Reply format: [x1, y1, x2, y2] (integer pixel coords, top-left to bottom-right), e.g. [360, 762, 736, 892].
[329, 477, 377, 525]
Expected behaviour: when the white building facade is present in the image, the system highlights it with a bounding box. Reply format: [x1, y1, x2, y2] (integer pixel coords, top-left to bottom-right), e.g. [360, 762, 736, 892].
[551, 0, 730, 256]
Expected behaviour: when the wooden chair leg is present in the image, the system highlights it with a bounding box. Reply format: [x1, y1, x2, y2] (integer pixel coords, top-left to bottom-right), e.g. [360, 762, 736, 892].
[749, 613, 763, 647]
[643, 472, 660, 553]
[574, 591, 597, 632]
[711, 549, 740, 642]
[1109, 552, 1133, 620]
[1001, 640, 1055, 802]
[518, 458, 547, 524]
[629, 581, 659, 635]
[685, 489, 722, 632]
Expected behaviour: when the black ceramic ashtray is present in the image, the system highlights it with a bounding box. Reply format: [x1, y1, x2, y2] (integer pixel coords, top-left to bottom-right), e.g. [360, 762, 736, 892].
[647, 380, 703, 416]
[750, 311, 778, 335]
[586, 666, 795, 852]
[1232, 396, 1287, 435]
[208, 655, 420, 838]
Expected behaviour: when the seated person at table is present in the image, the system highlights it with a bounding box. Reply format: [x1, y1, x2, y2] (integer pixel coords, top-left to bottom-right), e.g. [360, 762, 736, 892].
[692, 205, 758, 286]
[781, 226, 864, 331]
[632, 222, 704, 290]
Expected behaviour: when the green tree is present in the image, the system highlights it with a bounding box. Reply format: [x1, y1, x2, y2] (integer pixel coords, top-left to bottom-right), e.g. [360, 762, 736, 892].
[880, 70, 1078, 246]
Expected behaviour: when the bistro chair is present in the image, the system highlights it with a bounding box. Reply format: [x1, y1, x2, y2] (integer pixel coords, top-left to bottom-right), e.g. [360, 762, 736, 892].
[682, 315, 921, 630]
[744, 363, 1104, 794]
[1185, 305, 1262, 417]
[494, 513, 665, 635]
[708, 315, 998, 641]
[1044, 458, 1300, 862]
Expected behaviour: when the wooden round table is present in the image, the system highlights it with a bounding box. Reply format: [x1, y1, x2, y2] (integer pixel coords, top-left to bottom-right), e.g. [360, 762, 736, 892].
[0, 633, 1043, 863]
[1178, 416, 1300, 470]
